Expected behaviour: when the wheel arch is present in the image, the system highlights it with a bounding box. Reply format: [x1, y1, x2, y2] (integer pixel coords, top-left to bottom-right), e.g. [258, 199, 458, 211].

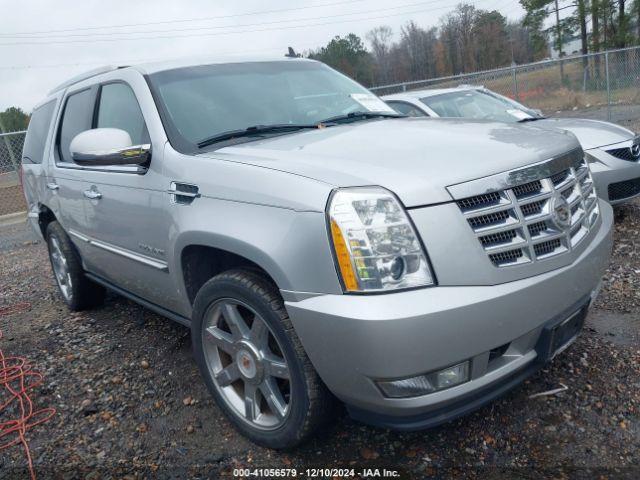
[37, 203, 57, 238]
[176, 232, 290, 306]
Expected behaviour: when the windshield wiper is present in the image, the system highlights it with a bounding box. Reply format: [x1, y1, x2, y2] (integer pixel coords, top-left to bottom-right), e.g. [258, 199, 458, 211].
[317, 111, 406, 125]
[197, 123, 320, 148]
[517, 116, 546, 123]
[196, 112, 405, 148]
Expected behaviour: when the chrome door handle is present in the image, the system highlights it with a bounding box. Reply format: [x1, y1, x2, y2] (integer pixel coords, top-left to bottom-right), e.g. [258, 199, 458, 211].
[83, 189, 102, 200]
[46, 183, 59, 190]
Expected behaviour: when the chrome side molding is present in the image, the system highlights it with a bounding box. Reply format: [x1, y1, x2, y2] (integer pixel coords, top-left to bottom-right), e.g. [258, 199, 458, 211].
[68, 229, 168, 272]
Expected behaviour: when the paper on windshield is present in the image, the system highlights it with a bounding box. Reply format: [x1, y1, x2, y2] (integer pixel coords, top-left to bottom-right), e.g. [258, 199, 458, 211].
[506, 109, 534, 121]
[350, 93, 397, 113]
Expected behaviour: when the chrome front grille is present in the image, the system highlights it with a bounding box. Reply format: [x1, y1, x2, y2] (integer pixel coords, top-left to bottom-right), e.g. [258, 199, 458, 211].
[457, 157, 599, 268]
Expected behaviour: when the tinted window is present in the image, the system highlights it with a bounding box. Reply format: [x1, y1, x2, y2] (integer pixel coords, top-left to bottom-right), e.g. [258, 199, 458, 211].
[387, 101, 427, 117]
[22, 100, 56, 164]
[58, 89, 94, 163]
[97, 83, 149, 145]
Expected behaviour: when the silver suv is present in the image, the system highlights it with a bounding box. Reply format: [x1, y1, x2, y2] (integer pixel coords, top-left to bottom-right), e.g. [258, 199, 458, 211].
[21, 57, 613, 448]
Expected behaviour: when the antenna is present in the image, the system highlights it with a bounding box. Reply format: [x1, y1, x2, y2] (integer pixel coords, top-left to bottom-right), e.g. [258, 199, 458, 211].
[285, 47, 299, 58]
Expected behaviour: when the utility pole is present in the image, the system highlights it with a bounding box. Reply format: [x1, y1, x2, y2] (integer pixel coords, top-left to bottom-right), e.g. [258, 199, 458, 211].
[554, 0, 565, 82]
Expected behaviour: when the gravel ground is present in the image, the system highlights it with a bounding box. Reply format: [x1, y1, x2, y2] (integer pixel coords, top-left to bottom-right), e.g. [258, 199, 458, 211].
[0, 205, 639, 479]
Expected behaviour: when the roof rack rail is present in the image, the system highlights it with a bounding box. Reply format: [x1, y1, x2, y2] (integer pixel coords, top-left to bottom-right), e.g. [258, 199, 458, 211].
[48, 66, 122, 95]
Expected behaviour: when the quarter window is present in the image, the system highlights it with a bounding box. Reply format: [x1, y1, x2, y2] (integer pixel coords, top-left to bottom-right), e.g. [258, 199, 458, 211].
[96, 83, 149, 145]
[22, 99, 56, 164]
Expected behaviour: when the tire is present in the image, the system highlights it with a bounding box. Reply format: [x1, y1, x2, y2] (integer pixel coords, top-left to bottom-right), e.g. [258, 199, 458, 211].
[192, 269, 333, 449]
[46, 221, 105, 311]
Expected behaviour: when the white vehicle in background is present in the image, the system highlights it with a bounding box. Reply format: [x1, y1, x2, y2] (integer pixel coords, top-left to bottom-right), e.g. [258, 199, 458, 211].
[383, 86, 640, 205]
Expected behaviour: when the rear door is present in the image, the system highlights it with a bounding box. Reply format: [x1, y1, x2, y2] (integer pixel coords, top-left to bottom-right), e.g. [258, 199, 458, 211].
[47, 86, 97, 259]
[21, 98, 58, 234]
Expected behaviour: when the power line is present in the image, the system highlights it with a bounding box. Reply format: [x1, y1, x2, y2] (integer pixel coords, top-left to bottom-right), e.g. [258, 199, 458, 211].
[0, 43, 323, 70]
[0, 0, 368, 37]
[0, 0, 457, 41]
[0, 3, 465, 47]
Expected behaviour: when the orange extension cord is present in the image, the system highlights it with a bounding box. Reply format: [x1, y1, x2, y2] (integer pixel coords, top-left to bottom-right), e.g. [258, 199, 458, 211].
[0, 331, 56, 480]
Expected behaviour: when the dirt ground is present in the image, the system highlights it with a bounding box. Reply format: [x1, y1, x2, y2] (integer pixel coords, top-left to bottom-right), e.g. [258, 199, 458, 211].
[0, 184, 26, 216]
[0, 202, 639, 479]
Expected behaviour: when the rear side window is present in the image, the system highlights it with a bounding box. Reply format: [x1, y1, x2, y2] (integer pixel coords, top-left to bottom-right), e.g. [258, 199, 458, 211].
[22, 100, 56, 164]
[387, 101, 427, 118]
[96, 83, 149, 145]
[58, 89, 94, 163]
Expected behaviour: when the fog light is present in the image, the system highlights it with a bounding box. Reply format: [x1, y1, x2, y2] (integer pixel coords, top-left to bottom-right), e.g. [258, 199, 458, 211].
[436, 362, 469, 389]
[377, 361, 470, 398]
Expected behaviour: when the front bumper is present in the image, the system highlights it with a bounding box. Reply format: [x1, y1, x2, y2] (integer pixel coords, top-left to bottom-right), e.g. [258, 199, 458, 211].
[588, 148, 640, 204]
[285, 201, 613, 428]
[347, 298, 589, 430]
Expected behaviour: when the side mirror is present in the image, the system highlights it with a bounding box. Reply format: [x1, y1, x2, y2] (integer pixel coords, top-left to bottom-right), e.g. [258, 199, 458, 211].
[70, 128, 151, 166]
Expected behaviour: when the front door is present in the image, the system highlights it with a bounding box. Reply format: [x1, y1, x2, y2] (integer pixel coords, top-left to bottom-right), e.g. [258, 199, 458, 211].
[63, 79, 177, 312]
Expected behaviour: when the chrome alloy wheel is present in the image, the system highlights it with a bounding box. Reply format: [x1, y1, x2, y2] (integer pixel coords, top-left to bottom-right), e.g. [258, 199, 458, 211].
[49, 236, 73, 301]
[202, 298, 291, 430]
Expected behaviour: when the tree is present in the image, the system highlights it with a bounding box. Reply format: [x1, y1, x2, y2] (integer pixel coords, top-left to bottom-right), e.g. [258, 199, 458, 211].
[0, 107, 29, 133]
[618, 0, 628, 47]
[308, 3, 562, 87]
[473, 10, 510, 69]
[635, 0, 640, 40]
[439, 3, 481, 74]
[520, 0, 554, 56]
[435, 4, 518, 73]
[367, 26, 394, 84]
[592, 0, 602, 52]
[576, 0, 589, 56]
[507, 20, 547, 63]
[439, 14, 460, 74]
[308, 34, 374, 85]
[397, 21, 439, 80]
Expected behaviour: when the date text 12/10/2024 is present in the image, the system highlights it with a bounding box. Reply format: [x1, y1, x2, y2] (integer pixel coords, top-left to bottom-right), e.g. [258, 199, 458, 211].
[232, 468, 402, 478]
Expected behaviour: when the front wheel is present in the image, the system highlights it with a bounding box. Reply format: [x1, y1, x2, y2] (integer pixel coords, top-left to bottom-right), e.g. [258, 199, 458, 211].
[191, 269, 333, 449]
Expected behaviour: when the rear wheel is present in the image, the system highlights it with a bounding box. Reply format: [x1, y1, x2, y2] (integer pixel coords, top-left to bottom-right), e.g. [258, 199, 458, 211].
[192, 269, 333, 449]
[46, 221, 105, 311]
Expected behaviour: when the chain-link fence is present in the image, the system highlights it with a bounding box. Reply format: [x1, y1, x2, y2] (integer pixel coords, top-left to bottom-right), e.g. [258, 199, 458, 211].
[0, 130, 26, 217]
[371, 45, 640, 133]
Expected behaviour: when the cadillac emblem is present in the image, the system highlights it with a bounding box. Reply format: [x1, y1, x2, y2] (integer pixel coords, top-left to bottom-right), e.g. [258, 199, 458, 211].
[550, 194, 572, 230]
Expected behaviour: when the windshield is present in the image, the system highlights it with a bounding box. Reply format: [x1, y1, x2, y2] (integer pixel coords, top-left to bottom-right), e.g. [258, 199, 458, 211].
[149, 60, 395, 151]
[420, 89, 543, 123]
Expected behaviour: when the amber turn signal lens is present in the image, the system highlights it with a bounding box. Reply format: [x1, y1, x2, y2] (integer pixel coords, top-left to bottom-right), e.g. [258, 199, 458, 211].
[330, 219, 359, 291]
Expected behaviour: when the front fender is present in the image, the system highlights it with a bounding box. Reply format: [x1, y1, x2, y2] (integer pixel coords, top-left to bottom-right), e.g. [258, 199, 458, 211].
[171, 196, 342, 315]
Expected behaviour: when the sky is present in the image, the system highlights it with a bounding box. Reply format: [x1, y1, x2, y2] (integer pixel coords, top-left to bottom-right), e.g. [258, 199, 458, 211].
[0, 0, 526, 112]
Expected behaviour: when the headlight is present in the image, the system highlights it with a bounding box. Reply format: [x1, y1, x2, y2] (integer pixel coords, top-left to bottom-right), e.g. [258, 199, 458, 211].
[327, 187, 435, 292]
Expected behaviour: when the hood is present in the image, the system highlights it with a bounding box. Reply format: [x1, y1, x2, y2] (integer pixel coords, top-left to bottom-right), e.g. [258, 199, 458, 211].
[200, 118, 581, 207]
[536, 117, 635, 150]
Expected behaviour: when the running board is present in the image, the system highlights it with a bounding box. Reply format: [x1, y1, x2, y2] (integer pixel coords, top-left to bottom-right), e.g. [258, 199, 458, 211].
[85, 272, 191, 327]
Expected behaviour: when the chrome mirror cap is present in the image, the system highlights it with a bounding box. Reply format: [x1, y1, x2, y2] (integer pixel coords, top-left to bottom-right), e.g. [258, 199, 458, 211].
[70, 128, 151, 166]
